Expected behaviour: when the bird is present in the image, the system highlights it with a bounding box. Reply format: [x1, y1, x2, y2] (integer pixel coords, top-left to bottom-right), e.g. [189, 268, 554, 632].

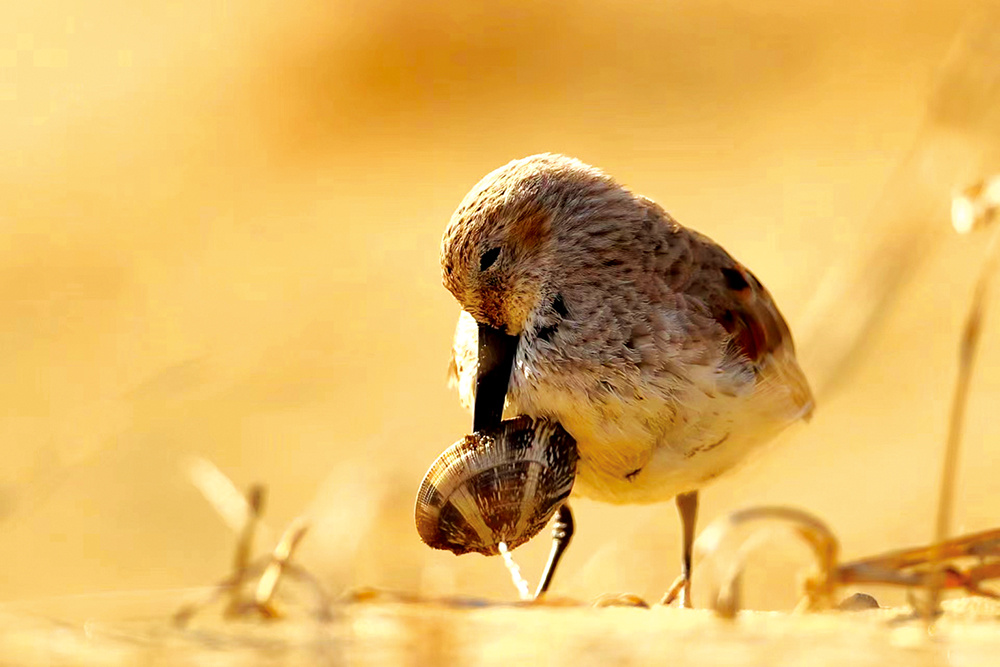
[440, 153, 813, 606]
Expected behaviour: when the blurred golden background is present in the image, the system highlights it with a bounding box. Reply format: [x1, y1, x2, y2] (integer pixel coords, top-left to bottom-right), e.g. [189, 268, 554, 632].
[2, 0, 998, 612]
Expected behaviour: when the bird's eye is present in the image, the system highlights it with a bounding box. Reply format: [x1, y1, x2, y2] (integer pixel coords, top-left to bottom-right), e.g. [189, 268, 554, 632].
[479, 247, 501, 271]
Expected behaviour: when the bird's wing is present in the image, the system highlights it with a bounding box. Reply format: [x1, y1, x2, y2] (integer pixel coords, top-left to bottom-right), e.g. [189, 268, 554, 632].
[685, 235, 814, 420]
[639, 197, 814, 421]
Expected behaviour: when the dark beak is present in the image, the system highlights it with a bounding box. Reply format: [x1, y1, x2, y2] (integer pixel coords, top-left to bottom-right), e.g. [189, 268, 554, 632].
[473, 322, 520, 432]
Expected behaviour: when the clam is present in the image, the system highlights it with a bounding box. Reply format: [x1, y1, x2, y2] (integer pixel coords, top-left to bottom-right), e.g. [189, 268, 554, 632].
[415, 416, 578, 556]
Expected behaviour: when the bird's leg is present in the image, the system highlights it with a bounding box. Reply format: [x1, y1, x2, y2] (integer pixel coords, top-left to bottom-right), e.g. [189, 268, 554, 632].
[660, 491, 699, 608]
[534, 504, 575, 599]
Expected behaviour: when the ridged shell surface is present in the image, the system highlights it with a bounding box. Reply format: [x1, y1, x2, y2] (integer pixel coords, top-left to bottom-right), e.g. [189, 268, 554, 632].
[415, 416, 578, 556]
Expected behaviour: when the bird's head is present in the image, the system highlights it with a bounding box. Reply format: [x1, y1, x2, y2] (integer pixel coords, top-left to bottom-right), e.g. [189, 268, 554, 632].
[440, 153, 633, 431]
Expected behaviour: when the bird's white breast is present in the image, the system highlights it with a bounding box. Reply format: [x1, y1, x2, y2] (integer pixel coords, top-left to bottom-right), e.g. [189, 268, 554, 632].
[450, 310, 808, 506]
[508, 343, 803, 505]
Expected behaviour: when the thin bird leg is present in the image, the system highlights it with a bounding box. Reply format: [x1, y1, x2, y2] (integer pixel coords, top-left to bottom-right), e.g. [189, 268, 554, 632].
[534, 504, 575, 598]
[661, 491, 699, 608]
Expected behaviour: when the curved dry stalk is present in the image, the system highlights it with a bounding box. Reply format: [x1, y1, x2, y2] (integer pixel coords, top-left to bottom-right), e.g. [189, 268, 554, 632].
[174, 484, 332, 626]
[695, 506, 840, 617]
[696, 504, 1000, 619]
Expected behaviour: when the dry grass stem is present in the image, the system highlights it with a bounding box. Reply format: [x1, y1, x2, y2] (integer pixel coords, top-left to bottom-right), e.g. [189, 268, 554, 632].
[927, 178, 1000, 616]
[173, 485, 331, 626]
[799, 5, 1000, 400]
[227, 484, 265, 616]
[255, 518, 310, 611]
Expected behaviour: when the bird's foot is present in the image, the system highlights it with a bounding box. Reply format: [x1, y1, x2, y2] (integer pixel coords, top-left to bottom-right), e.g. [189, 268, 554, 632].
[659, 574, 692, 608]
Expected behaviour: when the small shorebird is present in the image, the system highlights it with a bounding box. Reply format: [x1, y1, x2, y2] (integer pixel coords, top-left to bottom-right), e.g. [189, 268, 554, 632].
[442, 154, 813, 606]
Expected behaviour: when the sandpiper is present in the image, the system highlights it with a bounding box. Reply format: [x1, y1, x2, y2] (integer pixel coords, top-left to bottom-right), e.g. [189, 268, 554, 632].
[441, 154, 813, 605]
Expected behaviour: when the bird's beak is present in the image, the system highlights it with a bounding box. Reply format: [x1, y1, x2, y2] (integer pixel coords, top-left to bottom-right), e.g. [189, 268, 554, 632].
[473, 322, 519, 432]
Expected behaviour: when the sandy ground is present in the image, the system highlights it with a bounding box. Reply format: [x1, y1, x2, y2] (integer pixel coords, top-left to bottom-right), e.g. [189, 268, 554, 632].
[4, 594, 1000, 666]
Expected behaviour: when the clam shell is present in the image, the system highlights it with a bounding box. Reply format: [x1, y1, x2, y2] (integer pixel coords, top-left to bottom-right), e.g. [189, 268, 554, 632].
[415, 416, 577, 556]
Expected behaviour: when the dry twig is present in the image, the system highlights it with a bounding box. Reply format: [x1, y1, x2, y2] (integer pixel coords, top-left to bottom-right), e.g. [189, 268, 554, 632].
[173, 484, 333, 626]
